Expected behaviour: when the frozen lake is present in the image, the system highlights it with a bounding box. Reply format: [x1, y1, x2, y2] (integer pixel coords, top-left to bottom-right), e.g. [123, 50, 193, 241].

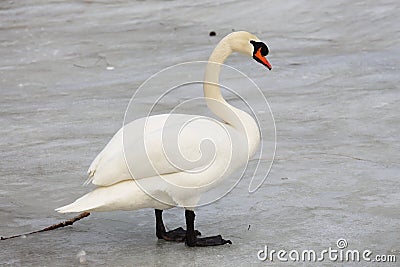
[1, 0, 399, 266]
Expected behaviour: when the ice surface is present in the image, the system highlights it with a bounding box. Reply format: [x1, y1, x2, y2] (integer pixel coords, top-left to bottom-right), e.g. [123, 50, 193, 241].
[0, 0, 399, 266]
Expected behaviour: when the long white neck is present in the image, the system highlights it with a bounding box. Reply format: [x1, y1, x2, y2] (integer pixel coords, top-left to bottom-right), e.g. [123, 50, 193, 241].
[203, 35, 260, 157]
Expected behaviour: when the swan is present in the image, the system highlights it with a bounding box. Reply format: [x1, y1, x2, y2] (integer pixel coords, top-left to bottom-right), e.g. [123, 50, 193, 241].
[56, 31, 272, 247]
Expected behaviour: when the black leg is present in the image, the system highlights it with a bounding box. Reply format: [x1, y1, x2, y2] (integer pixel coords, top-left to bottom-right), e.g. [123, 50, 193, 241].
[185, 209, 232, 247]
[155, 209, 200, 242]
[155, 209, 166, 239]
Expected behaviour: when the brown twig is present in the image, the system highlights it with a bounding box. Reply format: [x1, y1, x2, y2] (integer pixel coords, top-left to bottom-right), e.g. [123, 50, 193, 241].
[1, 212, 90, 241]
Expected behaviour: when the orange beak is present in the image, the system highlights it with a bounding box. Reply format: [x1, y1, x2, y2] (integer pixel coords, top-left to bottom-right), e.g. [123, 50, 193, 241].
[254, 48, 272, 70]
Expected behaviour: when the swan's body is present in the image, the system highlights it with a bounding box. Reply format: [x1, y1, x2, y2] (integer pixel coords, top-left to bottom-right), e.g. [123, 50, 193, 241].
[58, 113, 252, 211]
[56, 31, 272, 246]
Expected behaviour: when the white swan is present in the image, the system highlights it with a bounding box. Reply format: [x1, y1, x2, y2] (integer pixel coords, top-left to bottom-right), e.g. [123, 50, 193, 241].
[56, 31, 272, 246]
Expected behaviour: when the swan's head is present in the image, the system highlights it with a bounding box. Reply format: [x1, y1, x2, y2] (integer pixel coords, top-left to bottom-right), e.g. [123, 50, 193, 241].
[227, 31, 272, 70]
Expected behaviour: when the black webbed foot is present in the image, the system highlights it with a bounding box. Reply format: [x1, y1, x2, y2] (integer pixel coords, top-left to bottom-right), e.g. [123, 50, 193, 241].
[185, 210, 232, 247]
[186, 234, 232, 247]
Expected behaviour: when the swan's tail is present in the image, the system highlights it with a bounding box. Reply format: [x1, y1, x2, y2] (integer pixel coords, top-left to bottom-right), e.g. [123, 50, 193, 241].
[55, 180, 167, 213]
[55, 194, 100, 213]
